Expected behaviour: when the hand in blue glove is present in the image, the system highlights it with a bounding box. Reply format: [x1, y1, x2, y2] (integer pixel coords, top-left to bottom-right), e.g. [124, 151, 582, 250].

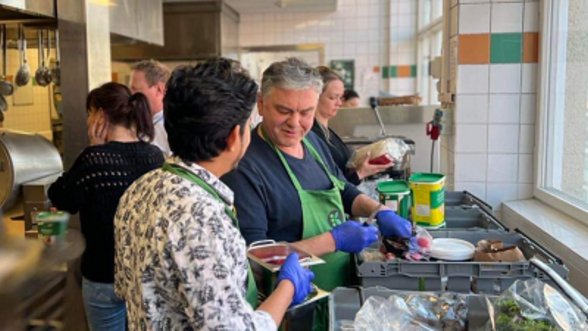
[376, 210, 413, 238]
[276, 253, 315, 305]
[330, 221, 379, 253]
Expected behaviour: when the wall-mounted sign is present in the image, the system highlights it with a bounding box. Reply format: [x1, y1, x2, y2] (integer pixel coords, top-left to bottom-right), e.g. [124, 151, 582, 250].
[330, 60, 354, 90]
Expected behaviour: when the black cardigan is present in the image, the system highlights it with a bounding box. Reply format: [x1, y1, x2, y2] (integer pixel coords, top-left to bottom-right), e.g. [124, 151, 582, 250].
[311, 120, 361, 185]
[48, 141, 165, 283]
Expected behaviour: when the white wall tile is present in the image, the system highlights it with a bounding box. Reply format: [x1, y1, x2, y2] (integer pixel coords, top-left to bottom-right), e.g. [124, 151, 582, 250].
[488, 154, 519, 183]
[523, 1, 539, 32]
[488, 124, 519, 153]
[454, 182, 487, 200]
[519, 124, 535, 153]
[457, 65, 489, 94]
[491, 3, 523, 33]
[487, 183, 518, 209]
[517, 184, 534, 199]
[459, 4, 491, 34]
[522, 63, 537, 93]
[455, 94, 489, 124]
[455, 153, 488, 181]
[489, 94, 521, 123]
[520, 94, 537, 124]
[460, 0, 489, 3]
[489, 64, 521, 93]
[455, 124, 488, 152]
[518, 154, 534, 183]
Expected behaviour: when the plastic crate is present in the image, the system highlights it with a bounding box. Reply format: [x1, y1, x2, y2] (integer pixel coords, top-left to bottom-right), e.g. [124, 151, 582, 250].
[354, 229, 568, 294]
[329, 287, 494, 331]
[443, 207, 508, 231]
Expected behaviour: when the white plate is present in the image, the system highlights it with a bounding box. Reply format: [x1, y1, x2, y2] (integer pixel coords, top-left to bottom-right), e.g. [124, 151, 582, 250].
[430, 238, 476, 261]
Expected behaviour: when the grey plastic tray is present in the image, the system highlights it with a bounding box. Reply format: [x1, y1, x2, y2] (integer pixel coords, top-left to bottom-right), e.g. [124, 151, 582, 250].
[445, 191, 492, 212]
[329, 287, 493, 331]
[443, 207, 508, 231]
[354, 229, 568, 294]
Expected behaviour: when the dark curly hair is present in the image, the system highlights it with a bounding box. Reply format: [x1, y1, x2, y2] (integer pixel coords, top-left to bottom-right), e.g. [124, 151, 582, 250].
[164, 58, 258, 162]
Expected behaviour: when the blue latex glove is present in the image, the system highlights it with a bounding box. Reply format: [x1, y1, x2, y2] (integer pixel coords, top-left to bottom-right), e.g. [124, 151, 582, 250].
[276, 253, 315, 305]
[376, 210, 413, 238]
[330, 221, 379, 253]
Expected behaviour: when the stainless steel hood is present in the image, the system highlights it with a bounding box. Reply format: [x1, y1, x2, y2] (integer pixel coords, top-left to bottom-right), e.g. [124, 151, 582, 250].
[0, 1, 55, 21]
[110, 0, 164, 46]
[111, 0, 239, 61]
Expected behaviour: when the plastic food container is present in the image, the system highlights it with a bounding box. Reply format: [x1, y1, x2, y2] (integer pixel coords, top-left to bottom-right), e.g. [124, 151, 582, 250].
[409, 173, 446, 228]
[376, 180, 410, 219]
[247, 240, 324, 297]
[36, 210, 69, 246]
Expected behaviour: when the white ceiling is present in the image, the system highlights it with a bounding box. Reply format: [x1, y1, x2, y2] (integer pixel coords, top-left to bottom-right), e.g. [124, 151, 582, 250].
[220, 0, 339, 14]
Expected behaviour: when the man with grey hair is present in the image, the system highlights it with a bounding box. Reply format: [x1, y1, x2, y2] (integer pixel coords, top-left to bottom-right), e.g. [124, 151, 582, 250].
[130, 59, 171, 157]
[222, 58, 411, 330]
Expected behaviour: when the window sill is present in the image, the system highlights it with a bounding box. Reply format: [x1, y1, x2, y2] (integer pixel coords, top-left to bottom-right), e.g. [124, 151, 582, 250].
[502, 198, 588, 297]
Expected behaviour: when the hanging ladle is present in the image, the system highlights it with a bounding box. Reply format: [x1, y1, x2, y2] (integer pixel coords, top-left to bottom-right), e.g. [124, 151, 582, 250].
[0, 25, 13, 96]
[35, 30, 51, 87]
[43, 30, 53, 85]
[15, 24, 30, 87]
[51, 29, 60, 87]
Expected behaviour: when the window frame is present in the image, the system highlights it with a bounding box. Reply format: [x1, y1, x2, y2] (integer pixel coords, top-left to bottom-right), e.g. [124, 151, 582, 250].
[535, 0, 588, 225]
[417, 0, 443, 105]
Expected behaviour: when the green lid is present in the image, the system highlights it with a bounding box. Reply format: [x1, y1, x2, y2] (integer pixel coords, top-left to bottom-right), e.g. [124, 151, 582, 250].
[376, 180, 410, 195]
[37, 210, 70, 222]
[409, 173, 446, 184]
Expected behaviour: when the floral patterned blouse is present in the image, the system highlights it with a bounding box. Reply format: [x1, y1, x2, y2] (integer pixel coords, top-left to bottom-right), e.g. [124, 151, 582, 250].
[114, 157, 275, 331]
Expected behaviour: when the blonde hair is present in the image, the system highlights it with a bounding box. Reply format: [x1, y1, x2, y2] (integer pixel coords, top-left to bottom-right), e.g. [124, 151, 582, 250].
[131, 59, 170, 87]
[315, 66, 344, 141]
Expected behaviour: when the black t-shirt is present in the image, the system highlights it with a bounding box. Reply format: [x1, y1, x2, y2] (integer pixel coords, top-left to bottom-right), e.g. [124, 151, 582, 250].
[221, 126, 362, 244]
[48, 141, 164, 283]
[311, 120, 361, 185]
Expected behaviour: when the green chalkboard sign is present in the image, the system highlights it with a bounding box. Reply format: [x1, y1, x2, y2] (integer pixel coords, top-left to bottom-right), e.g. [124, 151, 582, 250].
[330, 60, 354, 90]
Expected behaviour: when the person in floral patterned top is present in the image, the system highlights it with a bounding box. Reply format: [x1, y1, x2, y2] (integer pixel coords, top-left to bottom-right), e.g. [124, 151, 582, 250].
[114, 58, 314, 331]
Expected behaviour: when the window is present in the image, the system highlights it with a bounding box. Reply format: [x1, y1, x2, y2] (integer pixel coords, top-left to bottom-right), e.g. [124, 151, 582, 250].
[536, 0, 588, 223]
[417, 0, 443, 105]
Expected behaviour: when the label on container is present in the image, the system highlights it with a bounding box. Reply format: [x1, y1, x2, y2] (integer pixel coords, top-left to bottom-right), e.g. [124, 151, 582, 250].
[416, 204, 431, 216]
[385, 200, 398, 211]
[37, 211, 69, 246]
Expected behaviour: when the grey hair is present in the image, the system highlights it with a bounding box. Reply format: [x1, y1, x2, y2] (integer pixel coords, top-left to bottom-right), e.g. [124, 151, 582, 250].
[260, 58, 323, 100]
[131, 59, 170, 87]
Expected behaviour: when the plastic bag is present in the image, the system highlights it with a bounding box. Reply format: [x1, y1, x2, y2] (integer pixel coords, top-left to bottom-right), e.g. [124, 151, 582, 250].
[354, 295, 437, 331]
[400, 292, 469, 330]
[347, 292, 468, 331]
[347, 138, 410, 170]
[381, 225, 433, 261]
[484, 279, 588, 331]
[356, 174, 390, 201]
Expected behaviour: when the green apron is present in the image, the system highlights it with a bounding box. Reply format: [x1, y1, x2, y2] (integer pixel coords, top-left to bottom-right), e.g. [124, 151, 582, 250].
[261, 128, 350, 331]
[162, 162, 259, 309]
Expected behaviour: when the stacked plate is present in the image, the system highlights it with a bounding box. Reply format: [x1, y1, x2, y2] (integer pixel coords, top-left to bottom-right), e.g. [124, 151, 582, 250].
[430, 238, 476, 261]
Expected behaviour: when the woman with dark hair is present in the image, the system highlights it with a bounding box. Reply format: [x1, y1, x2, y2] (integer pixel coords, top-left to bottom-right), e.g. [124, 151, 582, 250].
[48, 82, 165, 331]
[341, 89, 360, 107]
[311, 66, 392, 185]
